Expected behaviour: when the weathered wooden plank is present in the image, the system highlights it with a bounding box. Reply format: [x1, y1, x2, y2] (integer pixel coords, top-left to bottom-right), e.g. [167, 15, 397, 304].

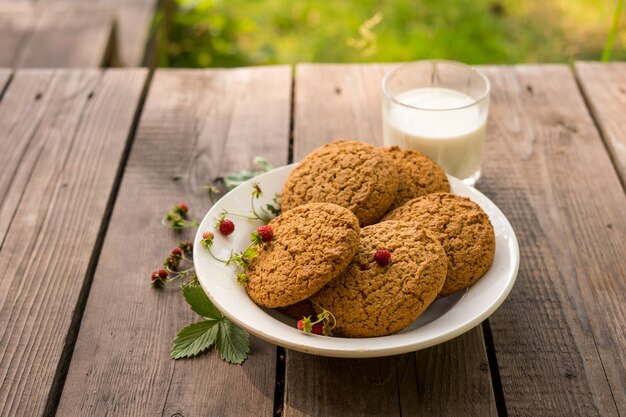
[284, 63, 498, 417]
[0, 68, 147, 416]
[0, 69, 57, 246]
[574, 61, 626, 187]
[107, 0, 159, 66]
[293, 63, 391, 156]
[0, 69, 11, 95]
[56, 66, 291, 416]
[0, 5, 33, 67]
[42, 0, 159, 66]
[0, 2, 115, 68]
[17, 3, 115, 67]
[480, 65, 625, 416]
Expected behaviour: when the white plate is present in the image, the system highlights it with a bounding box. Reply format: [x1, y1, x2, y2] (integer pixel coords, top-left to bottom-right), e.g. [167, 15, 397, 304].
[194, 164, 519, 358]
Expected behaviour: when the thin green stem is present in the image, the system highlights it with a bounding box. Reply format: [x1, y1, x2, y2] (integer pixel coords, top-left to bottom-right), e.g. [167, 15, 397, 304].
[207, 248, 230, 264]
[221, 211, 259, 221]
[602, 0, 624, 61]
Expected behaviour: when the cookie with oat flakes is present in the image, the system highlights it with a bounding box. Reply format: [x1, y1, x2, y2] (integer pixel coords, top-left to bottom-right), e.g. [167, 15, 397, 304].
[382, 192, 495, 296]
[311, 221, 447, 338]
[380, 146, 450, 210]
[281, 140, 399, 226]
[245, 203, 360, 308]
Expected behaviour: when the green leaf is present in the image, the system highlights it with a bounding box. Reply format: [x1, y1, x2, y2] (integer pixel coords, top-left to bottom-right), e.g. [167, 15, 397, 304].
[222, 157, 274, 190]
[171, 319, 219, 359]
[223, 169, 257, 189]
[216, 319, 250, 364]
[182, 284, 222, 319]
[253, 156, 274, 172]
[242, 245, 258, 259]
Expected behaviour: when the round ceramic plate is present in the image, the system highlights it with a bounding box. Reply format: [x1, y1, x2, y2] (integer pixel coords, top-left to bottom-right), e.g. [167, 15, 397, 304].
[194, 164, 519, 358]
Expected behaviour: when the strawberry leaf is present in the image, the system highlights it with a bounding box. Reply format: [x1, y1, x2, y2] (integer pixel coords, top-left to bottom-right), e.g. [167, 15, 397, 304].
[171, 320, 219, 359]
[182, 284, 221, 319]
[216, 319, 250, 364]
[174, 284, 250, 364]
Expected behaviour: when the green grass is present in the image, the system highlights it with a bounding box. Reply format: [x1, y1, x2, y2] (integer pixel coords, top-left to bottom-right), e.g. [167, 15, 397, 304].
[157, 0, 625, 67]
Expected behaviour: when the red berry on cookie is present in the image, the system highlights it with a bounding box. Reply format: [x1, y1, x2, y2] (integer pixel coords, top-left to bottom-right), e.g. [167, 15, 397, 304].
[374, 249, 391, 266]
[256, 225, 274, 242]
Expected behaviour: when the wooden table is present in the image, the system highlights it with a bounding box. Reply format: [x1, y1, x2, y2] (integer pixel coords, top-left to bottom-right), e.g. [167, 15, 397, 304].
[0, 63, 624, 417]
[0, 0, 159, 68]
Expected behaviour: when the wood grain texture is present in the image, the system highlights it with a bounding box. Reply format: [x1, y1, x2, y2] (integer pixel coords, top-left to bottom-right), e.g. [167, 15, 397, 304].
[480, 65, 625, 417]
[0, 4, 33, 67]
[284, 63, 498, 417]
[0, 2, 115, 68]
[293, 63, 393, 153]
[44, 0, 159, 66]
[19, 3, 115, 68]
[0, 69, 56, 246]
[107, 0, 159, 66]
[574, 61, 626, 187]
[0, 69, 147, 416]
[0, 69, 11, 95]
[56, 67, 292, 416]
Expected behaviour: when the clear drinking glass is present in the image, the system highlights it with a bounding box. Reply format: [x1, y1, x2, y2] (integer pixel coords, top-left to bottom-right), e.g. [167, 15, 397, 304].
[382, 60, 490, 185]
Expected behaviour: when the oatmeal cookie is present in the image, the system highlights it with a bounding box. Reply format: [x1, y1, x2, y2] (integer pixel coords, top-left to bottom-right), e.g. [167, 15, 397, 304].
[382, 193, 495, 296]
[246, 203, 360, 308]
[311, 221, 447, 338]
[281, 140, 399, 226]
[380, 146, 450, 209]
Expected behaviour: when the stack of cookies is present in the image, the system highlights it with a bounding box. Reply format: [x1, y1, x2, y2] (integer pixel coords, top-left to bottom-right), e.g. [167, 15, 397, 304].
[245, 140, 495, 338]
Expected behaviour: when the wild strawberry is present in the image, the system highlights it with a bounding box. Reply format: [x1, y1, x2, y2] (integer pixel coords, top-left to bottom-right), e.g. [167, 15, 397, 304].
[151, 269, 165, 288]
[296, 318, 324, 335]
[217, 218, 235, 236]
[157, 269, 168, 279]
[171, 247, 183, 258]
[179, 241, 193, 254]
[311, 322, 324, 335]
[374, 249, 391, 266]
[256, 225, 273, 242]
[202, 231, 214, 241]
[177, 203, 188, 214]
[165, 256, 179, 270]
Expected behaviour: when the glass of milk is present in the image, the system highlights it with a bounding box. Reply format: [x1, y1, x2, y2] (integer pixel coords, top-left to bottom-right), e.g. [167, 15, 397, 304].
[382, 60, 490, 185]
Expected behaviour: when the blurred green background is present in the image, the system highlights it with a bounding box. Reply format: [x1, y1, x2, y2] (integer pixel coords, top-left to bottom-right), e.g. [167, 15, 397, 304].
[155, 0, 625, 67]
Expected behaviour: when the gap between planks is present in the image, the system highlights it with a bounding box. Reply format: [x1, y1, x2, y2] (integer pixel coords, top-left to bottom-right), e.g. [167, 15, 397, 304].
[0, 69, 148, 417]
[55, 67, 292, 417]
[283, 63, 498, 417]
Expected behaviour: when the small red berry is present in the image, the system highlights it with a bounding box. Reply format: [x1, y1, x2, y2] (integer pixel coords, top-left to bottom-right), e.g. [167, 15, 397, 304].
[157, 269, 168, 279]
[374, 249, 391, 266]
[166, 256, 179, 270]
[202, 231, 214, 241]
[171, 247, 183, 257]
[177, 203, 188, 214]
[151, 270, 165, 288]
[297, 319, 305, 331]
[311, 322, 324, 335]
[256, 225, 274, 242]
[218, 218, 235, 236]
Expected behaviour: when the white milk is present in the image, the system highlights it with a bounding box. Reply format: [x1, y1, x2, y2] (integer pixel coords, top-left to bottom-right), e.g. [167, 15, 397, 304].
[382, 87, 487, 181]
